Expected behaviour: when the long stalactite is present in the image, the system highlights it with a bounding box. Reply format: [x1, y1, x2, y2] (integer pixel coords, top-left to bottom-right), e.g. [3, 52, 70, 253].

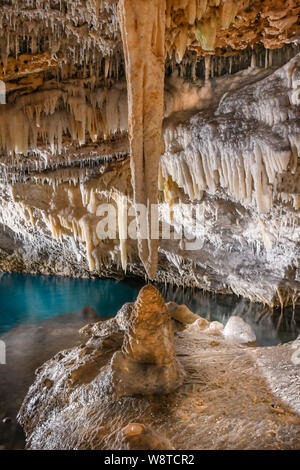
[117, 0, 166, 280]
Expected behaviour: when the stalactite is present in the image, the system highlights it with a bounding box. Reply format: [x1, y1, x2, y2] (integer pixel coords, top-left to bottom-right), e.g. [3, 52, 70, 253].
[79, 214, 95, 270]
[0, 80, 6, 104]
[196, 14, 217, 51]
[118, 0, 166, 280]
[116, 193, 128, 272]
[205, 55, 211, 83]
[0, 82, 129, 156]
[161, 55, 300, 213]
[220, 0, 237, 30]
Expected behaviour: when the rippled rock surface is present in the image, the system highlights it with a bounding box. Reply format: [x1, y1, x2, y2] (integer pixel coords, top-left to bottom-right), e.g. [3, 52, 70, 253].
[18, 285, 300, 450]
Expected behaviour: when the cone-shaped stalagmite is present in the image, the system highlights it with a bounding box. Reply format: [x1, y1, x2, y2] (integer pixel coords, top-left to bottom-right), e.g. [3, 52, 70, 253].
[122, 284, 175, 366]
[110, 284, 184, 397]
[117, 0, 166, 280]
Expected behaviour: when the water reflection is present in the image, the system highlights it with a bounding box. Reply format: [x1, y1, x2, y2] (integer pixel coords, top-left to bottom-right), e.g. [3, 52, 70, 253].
[161, 285, 300, 346]
[0, 273, 141, 334]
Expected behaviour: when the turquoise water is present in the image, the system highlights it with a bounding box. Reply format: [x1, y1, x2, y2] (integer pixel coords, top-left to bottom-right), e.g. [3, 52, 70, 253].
[0, 273, 141, 335]
[0, 272, 299, 345]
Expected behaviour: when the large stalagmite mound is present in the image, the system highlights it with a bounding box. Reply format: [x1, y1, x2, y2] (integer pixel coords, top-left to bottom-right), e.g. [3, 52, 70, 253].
[18, 285, 300, 450]
[0, 1, 299, 306]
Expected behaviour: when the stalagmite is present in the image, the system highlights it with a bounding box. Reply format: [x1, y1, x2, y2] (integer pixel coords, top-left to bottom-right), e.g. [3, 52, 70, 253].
[117, 0, 166, 280]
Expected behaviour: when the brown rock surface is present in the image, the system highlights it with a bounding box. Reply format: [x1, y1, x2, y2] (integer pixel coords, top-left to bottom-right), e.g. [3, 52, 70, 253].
[167, 301, 200, 324]
[109, 284, 184, 397]
[117, 422, 175, 450]
[17, 294, 300, 450]
[123, 285, 175, 366]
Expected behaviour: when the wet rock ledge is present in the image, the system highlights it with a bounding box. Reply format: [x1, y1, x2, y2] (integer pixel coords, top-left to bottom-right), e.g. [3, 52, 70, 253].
[18, 285, 300, 450]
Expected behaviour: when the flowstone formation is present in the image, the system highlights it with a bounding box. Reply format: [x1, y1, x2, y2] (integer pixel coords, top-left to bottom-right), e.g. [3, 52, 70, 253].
[0, 1, 299, 306]
[18, 285, 300, 450]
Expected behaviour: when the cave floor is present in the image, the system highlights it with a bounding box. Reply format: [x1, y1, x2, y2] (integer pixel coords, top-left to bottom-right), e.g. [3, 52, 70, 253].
[12, 319, 300, 450]
[0, 309, 100, 450]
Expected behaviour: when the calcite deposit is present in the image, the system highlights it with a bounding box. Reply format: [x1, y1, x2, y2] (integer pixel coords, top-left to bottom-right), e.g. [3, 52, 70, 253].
[18, 285, 300, 450]
[80, 284, 184, 397]
[0, 1, 299, 306]
[0, 0, 299, 453]
[117, 0, 166, 279]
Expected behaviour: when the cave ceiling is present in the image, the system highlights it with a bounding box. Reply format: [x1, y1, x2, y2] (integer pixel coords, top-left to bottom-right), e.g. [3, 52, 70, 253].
[0, 1, 299, 95]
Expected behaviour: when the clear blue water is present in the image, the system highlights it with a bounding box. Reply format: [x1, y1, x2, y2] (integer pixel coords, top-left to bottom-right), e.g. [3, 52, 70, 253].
[0, 273, 141, 335]
[0, 272, 299, 345]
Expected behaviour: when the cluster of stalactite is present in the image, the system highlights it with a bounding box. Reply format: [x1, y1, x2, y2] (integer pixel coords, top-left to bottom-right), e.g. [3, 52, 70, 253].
[166, 43, 300, 81]
[0, 0, 122, 70]
[161, 54, 300, 214]
[8, 168, 133, 273]
[0, 0, 300, 285]
[0, 80, 128, 157]
[165, 0, 300, 59]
